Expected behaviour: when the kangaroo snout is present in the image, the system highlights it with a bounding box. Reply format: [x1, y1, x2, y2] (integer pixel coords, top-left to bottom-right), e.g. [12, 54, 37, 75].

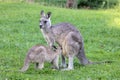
[39, 25, 43, 29]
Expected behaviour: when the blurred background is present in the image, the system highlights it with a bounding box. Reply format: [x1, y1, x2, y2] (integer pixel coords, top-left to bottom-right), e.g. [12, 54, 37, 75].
[1, 0, 120, 9]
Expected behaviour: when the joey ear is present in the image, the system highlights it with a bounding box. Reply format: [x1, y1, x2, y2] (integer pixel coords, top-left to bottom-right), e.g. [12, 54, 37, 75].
[47, 12, 51, 18]
[40, 10, 45, 17]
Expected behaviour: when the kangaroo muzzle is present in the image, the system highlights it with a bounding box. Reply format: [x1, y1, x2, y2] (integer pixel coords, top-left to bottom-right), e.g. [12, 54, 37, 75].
[39, 25, 42, 29]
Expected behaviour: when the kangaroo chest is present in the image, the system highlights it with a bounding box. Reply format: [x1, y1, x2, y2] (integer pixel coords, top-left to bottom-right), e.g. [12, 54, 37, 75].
[41, 29, 52, 42]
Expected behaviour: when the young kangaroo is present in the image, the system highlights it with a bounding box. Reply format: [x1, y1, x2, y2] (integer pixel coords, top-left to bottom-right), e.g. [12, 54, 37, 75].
[39, 10, 91, 70]
[20, 44, 61, 72]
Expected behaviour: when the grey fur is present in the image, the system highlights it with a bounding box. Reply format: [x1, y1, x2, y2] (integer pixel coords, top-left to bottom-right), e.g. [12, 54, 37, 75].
[39, 10, 91, 70]
[20, 45, 61, 72]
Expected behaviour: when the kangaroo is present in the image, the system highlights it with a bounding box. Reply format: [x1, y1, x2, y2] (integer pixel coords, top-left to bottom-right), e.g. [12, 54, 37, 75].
[39, 10, 92, 70]
[20, 44, 61, 72]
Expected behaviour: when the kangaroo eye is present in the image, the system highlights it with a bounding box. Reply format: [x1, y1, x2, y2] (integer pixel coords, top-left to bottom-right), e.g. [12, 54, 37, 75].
[44, 21, 47, 24]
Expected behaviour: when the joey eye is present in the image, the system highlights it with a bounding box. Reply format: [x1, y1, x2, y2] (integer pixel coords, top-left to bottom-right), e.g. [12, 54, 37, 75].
[44, 21, 47, 24]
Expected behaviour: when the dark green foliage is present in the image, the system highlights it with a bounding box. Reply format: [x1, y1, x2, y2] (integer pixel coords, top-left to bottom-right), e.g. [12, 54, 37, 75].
[34, 0, 120, 9]
[77, 0, 120, 9]
[35, 0, 66, 7]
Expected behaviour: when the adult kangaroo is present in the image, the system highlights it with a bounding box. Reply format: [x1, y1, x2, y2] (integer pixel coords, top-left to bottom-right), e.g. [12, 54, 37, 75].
[39, 10, 91, 70]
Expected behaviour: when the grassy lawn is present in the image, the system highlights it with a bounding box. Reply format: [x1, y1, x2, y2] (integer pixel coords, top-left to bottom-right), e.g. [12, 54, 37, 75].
[0, 2, 120, 80]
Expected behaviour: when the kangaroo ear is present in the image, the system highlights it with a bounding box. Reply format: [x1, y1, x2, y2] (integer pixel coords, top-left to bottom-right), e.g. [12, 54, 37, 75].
[47, 12, 51, 18]
[40, 10, 45, 17]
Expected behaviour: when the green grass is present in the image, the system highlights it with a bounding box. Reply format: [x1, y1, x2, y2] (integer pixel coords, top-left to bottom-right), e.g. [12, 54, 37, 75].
[0, 2, 120, 80]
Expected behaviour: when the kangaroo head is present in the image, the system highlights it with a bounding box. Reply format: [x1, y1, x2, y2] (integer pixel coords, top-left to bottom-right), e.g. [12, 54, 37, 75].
[39, 10, 52, 29]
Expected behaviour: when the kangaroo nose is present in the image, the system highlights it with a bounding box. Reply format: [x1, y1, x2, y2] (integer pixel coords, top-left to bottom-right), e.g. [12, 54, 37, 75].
[39, 25, 42, 29]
